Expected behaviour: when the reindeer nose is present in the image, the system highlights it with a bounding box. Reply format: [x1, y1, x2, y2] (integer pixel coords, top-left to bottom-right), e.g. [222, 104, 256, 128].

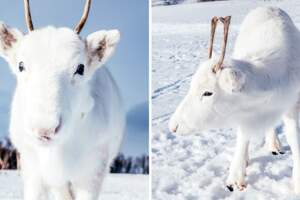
[169, 121, 179, 133]
[171, 124, 178, 133]
[34, 118, 62, 140]
[169, 116, 179, 133]
[38, 129, 54, 139]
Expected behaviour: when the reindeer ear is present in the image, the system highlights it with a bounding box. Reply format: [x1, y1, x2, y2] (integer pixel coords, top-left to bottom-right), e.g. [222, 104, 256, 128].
[0, 22, 23, 65]
[219, 68, 246, 93]
[86, 30, 120, 68]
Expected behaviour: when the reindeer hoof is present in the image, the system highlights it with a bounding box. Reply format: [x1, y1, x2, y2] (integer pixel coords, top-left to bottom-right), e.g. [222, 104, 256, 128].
[272, 151, 285, 155]
[226, 183, 246, 192]
[226, 185, 234, 192]
[237, 184, 247, 191]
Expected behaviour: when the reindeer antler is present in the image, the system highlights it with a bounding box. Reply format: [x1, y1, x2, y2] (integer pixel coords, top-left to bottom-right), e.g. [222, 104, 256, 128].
[23, 0, 92, 34]
[212, 16, 231, 73]
[23, 0, 34, 32]
[208, 16, 218, 59]
[74, 0, 92, 34]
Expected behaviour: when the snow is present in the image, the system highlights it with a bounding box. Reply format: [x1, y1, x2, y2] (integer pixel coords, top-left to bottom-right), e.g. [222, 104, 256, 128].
[0, 170, 148, 200]
[152, 1, 300, 199]
[152, 0, 223, 7]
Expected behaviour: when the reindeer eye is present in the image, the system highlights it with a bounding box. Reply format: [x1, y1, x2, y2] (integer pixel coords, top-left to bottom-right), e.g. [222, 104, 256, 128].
[202, 91, 213, 97]
[19, 62, 25, 72]
[74, 64, 84, 76]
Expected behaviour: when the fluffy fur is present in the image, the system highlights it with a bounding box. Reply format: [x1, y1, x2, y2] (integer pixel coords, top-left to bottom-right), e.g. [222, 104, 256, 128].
[0, 24, 124, 200]
[169, 7, 300, 193]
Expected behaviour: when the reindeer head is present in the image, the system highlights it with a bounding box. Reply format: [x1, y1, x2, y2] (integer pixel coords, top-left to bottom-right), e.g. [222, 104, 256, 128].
[169, 16, 247, 134]
[0, 0, 120, 143]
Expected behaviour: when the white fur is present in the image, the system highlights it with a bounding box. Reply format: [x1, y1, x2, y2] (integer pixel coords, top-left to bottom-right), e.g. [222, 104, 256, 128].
[0, 24, 124, 200]
[169, 7, 300, 193]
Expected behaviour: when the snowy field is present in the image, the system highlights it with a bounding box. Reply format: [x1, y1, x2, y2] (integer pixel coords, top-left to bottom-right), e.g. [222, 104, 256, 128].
[152, 1, 300, 199]
[0, 170, 148, 200]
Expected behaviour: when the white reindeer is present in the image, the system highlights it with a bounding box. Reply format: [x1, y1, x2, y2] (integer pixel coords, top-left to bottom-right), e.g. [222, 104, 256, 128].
[169, 7, 300, 193]
[0, 0, 124, 199]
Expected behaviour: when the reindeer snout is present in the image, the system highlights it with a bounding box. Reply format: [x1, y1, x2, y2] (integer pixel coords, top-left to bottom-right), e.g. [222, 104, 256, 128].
[169, 116, 179, 133]
[32, 117, 62, 141]
[37, 129, 55, 141]
[171, 124, 179, 133]
[169, 114, 192, 134]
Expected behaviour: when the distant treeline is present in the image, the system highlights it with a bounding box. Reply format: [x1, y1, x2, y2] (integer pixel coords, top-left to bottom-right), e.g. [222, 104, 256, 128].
[0, 139, 19, 170]
[111, 153, 149, 174]
[0, 138, 149, 174]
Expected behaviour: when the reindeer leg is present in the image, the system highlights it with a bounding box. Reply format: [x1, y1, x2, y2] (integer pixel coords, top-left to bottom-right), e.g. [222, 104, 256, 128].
[21, 154, 47, 200]
[265, 127, 284, 155]
[72, 156, 109, 200]
[283, 100, 300, 194]
[23, 172, 47, 200]
[72, 170, 106, 200]
[52, 184, 74, 200]
[226, 127, 249, 192]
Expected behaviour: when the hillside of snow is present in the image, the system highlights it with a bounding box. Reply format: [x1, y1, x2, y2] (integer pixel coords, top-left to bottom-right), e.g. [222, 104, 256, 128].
[152, 1, 300, 199]
[152, 0, 224, 7]
[0, 170, 148, 200]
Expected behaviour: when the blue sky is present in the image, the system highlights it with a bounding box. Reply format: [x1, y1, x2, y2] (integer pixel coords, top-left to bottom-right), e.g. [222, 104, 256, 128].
[0, 0, 149, 156]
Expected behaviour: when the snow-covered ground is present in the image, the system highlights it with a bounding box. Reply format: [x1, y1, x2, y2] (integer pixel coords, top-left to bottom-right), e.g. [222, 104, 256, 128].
[152, 0, 225, 7]
[152, 1, 300, 199]
[0, 170, 148, 200]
